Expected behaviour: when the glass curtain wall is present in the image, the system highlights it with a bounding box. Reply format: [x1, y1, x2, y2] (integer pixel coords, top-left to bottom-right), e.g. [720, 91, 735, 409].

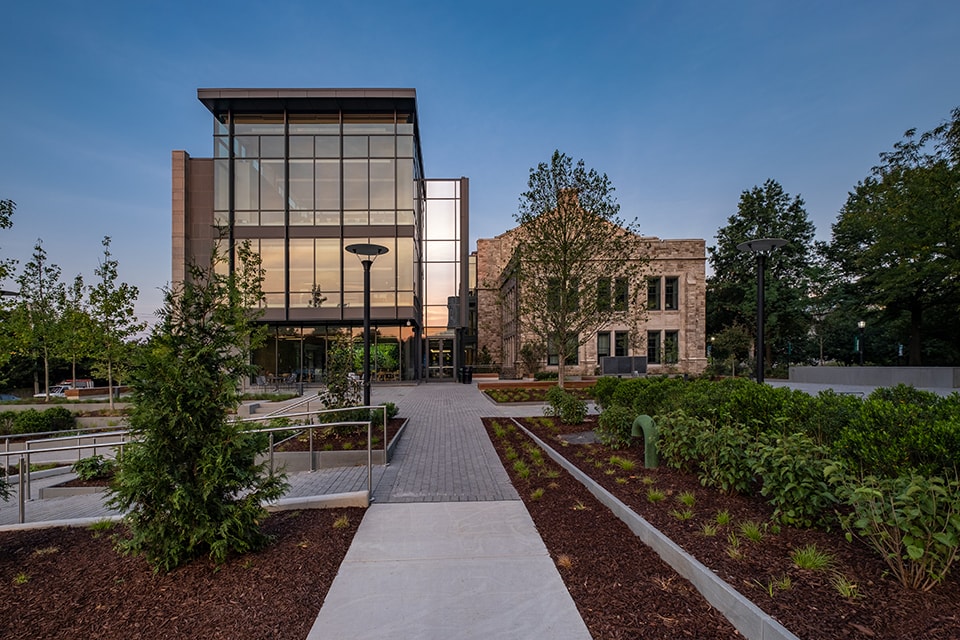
[212, 100, 425, 383]
[423, 179, 465, 379]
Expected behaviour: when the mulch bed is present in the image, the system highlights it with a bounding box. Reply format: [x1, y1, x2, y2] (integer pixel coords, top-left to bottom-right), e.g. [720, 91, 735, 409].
[274, 417, 404, 452]
[0, 508, 364, 640]
[487, 415, 960, 639]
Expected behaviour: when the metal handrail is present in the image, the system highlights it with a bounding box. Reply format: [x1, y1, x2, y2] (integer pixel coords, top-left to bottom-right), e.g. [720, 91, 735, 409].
[2, 403, 386, 525]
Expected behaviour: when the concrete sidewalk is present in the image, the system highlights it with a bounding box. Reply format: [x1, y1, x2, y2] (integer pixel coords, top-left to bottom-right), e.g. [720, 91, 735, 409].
[306, 382, 590, 639]
[307, 501, 589, 640]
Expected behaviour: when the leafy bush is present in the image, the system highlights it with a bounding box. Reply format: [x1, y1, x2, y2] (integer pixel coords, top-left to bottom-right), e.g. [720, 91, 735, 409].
[0, 411, 16, 436]
[656, 410, 710, 473]
[832, 396, 959, 477]
[533, 371, 558, 381]
[750, 432, 837, 527]
[804, 389, 862, 447]
[590, 376, 621, 410]
[595, 406, 634, 449]
[72, 455, 117, 481]
[11, 407, 76, 435]
[695, 422, 756, 495]
[544, 386, 587, 425]
[834, 473, 960, 591]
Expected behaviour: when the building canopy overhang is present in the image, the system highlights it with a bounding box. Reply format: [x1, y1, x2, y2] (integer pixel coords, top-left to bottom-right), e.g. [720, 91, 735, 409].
[197, 88, 418, 116]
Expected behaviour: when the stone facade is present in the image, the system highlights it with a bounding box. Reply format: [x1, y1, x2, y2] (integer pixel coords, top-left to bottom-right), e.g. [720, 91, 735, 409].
[475, 226, 706, 377]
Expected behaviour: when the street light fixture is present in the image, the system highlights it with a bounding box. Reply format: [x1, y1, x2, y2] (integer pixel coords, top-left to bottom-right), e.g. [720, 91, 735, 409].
[737, 238, 788, 384]
[345, 243, 389, 407]
[858, 320, 866, 366]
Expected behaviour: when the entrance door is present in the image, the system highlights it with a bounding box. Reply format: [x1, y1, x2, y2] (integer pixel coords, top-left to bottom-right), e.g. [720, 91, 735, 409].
[427, 338, 454, 379]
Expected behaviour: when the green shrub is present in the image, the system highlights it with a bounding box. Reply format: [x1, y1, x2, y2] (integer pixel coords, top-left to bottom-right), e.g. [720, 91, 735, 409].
[805, 389, 862, 447]
[533, 371, 558, 381]
[72, 455, 117, 481]
[750, 432, 837, 527]
[834, 473, 960, 591]
[590, 376, 621, 410]
[656, 410, 710, 473]
[0, 411, 16, 436]
[12, 407, 76, 435]
[544, 386, 587, 425]
[835, 398, 924, 476]
[623, 376, 686, 417]
[595, 406, 635, 449]
[696, 422, 756, 495]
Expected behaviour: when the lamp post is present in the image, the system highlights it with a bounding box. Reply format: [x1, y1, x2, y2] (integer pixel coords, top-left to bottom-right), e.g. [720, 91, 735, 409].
[737, 238, 788, 384]
[345, 243, 389, 407]
[857, 320, 865, 366]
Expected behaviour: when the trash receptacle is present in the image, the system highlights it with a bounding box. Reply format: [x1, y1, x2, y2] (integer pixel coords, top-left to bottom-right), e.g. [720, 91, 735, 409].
[465, 367, 473, 383]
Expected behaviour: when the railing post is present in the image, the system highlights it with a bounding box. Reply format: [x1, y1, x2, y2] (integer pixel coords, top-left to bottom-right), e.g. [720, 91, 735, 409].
[367, 420, 373, 502]
[309, 426, 315, 472]
[18, 456, 25, 524]
[383, 405, 389, 464]
[269, 432, 275, 475]
[25, 451, 31, 500]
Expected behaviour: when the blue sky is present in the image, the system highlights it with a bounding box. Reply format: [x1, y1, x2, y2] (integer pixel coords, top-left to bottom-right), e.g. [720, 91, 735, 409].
[2, 0, 958, 320]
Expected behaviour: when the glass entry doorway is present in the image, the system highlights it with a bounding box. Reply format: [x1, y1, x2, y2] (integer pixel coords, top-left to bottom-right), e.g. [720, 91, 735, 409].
[427, 337, 454, 379]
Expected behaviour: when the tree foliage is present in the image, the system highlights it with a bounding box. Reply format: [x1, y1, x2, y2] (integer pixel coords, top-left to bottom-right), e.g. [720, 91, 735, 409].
[0, 198, 15, 285]
[512, 150, 648, 386]
[9, 240, 65, 398]
[707, 179, 816, 370]
[88, 236, 145, 409]
[108, 244, 286, 572]
[825, 107, 960, 365]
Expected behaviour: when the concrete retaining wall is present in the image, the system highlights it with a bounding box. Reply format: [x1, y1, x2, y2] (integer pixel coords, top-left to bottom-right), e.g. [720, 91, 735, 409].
[789, 366, 960, 389]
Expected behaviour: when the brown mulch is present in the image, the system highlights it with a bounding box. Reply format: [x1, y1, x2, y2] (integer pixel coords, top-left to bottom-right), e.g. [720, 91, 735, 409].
[488, 416, 960, 640]
[274, 417, 404, 452]
[0, 508, 363, 640]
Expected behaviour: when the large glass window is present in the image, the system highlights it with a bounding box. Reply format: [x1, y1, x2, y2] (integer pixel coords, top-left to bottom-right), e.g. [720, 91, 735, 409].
[615, 331, 629, 357]
[315, 159, 340, 214]
[614, 278, 629, 311]
[259, 238, 285, 307]
[343, 159, 368, 210]
[597, 332, 611, 358]
[288, 160, 313, 211]
[369, 159, 395, 209]
[647, 276, 661, 310]
[647, 331, 661, 364]
[665, 277, 679, 310]
[664, 330, 679, 364]
[316, 238, 341, 308]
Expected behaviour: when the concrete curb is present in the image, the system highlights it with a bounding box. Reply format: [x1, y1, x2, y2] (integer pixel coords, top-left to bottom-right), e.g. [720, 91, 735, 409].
[512, 419, 799, 640]
[0, 515, 123, 533]
[266, 491, 369, 510]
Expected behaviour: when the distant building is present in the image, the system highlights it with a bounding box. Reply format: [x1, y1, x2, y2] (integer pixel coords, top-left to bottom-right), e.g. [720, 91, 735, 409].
[172, 88, 469, 382]
[475, 224, 706, 377]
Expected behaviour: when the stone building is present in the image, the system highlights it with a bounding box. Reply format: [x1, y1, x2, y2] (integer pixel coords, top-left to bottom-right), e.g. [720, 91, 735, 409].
[475, 225, 706, 377]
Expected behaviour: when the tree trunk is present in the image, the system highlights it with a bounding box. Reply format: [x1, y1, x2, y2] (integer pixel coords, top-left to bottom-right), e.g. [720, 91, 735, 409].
[557, 357, 566, 389]
[909, 305, 923, 366]
[107, 358, 115, 411]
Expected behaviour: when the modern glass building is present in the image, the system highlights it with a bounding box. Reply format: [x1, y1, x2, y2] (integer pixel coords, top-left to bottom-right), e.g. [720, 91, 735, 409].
[172, 88, 470, 383]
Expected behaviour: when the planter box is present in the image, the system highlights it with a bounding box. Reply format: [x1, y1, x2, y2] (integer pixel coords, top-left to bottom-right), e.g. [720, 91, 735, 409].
[259, 417, 408, 473]
[40, 484, 108, 499]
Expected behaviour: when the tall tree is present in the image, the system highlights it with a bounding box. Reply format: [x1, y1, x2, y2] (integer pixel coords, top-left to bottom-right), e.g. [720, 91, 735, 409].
[707, 179, 816, 374]
[108, 243, 284, 572]
[512, 151, 648, 386]
[0, 199, 15, 286]
[9, 240, 65, 399]
[88, 237, 145, 409]
[826, 107, 960, 365]
[57, 274, 96, 384]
